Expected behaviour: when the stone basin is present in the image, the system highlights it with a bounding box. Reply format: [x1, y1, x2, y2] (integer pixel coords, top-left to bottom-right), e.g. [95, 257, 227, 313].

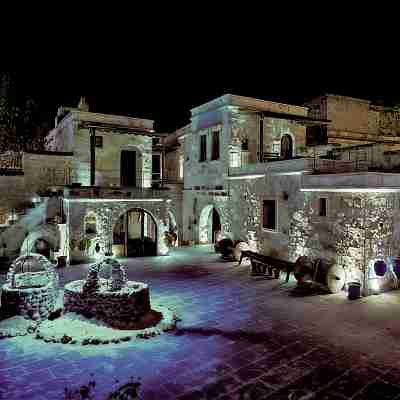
[63, 279, 151, 324]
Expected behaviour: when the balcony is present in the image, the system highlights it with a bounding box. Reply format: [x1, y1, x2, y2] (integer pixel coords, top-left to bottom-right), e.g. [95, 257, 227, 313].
[64, 185, 172, 201]
[0, 151, 23, 175]
[301, 172, 400, 193]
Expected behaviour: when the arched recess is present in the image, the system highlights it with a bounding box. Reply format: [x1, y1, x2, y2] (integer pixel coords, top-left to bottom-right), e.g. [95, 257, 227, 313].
[20, 224, 60, 259]
[84, 211, 97, 235]
[199, 205, 221, 244]
[280, 134, 294, 160]
[112, 208, 158, 257]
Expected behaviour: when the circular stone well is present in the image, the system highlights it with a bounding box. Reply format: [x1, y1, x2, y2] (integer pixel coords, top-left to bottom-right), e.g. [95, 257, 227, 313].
[63, 258, 162, 330]
[1, 253, 59, 320]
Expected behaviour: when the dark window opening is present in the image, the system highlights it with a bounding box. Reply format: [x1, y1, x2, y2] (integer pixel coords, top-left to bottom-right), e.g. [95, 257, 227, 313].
[211, 131, 220, 160]
[306, 125, 328, 147]
[319, 198, 327, 217]
[262, 200, 277, 231]
[199, 135, 207, 162]
[241, 138, 249, 151]
[95, 136, 103, 148]
[121, 150, 136, 187]
[152, 154, 161, 183]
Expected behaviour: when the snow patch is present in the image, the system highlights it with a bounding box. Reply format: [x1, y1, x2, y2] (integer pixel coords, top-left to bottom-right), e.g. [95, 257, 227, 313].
[35, 305, 177, 345]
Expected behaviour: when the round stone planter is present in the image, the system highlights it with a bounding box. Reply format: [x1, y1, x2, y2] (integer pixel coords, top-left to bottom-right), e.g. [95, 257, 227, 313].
[64, 279, 151, 325]
[1, 282, 57, 319]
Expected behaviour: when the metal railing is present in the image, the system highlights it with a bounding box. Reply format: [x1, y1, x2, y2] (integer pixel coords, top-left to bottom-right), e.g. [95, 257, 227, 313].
[0, 151, 23, 170]
[65, 185, 172, 199]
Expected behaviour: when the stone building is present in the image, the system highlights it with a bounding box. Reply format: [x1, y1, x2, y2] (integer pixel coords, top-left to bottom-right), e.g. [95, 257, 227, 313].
[3, 93, 400, 295]
[164, 93, 400, 294]
[0, 98, 178, 263]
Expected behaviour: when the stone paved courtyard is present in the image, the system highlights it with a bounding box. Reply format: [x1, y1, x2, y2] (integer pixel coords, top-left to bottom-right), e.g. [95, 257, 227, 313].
[2, 246, 400, 399]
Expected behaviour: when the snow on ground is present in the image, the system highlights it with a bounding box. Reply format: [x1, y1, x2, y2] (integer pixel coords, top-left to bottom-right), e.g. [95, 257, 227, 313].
[0, 315, 37, 337]
[36, 305, 177, 345]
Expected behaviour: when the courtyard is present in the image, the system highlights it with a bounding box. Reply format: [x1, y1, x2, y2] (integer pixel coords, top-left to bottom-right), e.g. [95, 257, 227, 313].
[2, 246, 400, 399]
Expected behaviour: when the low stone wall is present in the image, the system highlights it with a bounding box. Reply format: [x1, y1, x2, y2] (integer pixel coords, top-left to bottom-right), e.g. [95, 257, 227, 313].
[1, 282, 58, 320]
[64, 280, 151, 325]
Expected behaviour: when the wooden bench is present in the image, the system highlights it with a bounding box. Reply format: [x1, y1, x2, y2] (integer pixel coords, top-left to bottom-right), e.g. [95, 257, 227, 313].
[239, 250, 295, 282]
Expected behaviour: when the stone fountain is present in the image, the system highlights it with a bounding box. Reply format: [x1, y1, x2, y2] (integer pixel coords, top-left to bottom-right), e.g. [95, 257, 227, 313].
[63, 258, 160, 329]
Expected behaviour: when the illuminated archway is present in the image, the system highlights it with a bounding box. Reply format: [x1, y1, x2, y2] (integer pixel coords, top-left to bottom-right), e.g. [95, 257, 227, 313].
[199, 205, 221, 244]
[20, 224, 60, 259]
[113, 208, 157, 257]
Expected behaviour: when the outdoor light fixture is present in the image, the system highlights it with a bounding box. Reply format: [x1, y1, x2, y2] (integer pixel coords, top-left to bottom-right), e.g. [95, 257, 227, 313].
[227, 174, 265, 180]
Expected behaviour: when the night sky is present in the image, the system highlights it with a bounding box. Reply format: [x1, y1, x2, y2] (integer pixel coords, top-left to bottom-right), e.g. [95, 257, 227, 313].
[9, 36, 399, 134]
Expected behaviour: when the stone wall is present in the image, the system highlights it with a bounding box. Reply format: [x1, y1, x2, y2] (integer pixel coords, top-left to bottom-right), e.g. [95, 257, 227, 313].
[24, 152, 73, 190]
[73, 128, 152, 187]
[229, 174, 305, 260]
[64, 280, 151, 325]
[65, 198, 171, 262]
[1, 282, 58, 320]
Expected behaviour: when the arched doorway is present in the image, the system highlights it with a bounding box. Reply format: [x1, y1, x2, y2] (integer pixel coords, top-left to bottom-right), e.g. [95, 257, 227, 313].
[199, 205, 221, 244]
[280, 134, 293, 160]
[113, 208, 157, 257]
[120, 150, 137, 187]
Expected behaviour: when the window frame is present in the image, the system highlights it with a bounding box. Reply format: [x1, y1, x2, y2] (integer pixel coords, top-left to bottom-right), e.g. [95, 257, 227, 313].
[211, 130, 220, 160]
[199, 134, 207, 162]
[95, 136, 103, 148]
[262, 199, 278, 232]
[318, 197, 328, 217]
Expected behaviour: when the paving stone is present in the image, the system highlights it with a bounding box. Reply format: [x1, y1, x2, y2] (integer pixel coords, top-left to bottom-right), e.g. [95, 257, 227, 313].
[322, 365, 384, 398]
[0, 247, 400, 399]
[229, 380, 274, 399]
[352, 379, 400, 400]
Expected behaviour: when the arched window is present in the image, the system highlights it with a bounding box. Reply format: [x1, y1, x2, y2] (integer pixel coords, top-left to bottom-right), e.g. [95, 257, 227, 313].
[85, 212, 97, 235]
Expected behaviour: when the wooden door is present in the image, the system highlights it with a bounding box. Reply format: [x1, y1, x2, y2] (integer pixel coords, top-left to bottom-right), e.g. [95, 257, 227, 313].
[120, 150, 136, 187]
[280, 135, 293, 160]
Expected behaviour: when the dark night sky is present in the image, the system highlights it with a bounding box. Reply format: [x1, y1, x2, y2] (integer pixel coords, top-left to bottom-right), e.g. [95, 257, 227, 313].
[9, 22, 399, 133]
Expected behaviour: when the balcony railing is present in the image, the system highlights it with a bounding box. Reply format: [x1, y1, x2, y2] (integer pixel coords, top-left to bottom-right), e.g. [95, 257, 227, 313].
[0, 151, 23, 174]
[64, 185, 172, 200]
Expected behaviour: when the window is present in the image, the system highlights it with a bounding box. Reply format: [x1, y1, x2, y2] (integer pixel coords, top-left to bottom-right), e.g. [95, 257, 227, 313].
[241, 138, 249, 151]
[95, 136, 103, 148]
[199, 135, 207, 162]
[262, 200, 277, 231]
[179, 155, 184, 179]
[211, 131, 220, 160]
[319, 198, 327, 217]
[152, 154, 161, 183]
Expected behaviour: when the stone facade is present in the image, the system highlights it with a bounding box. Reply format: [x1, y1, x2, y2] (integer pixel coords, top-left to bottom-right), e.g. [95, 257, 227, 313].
[64, 196, 171, 262]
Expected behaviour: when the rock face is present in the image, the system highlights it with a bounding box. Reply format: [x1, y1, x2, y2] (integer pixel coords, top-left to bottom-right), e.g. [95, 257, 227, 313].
[1, 253, 58, 320]
[64, 258, 151, 326]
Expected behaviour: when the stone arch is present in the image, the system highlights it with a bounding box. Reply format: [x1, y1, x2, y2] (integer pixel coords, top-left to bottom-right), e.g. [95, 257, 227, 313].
[20, 224, 60, 259]
[112, 207, 161, 257]
[198, 204, 222, 244]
